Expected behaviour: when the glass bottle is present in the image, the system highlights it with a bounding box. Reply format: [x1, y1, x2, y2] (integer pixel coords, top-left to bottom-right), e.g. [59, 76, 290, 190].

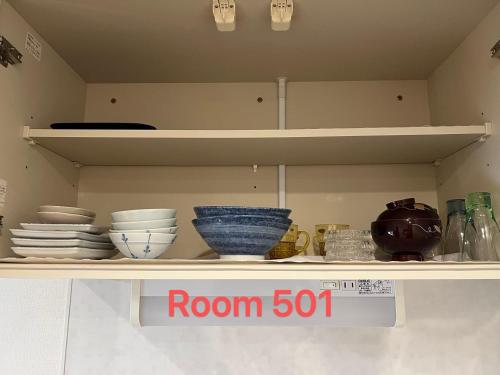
[462, 192, 500, 261]
[440, 199, 466, 261]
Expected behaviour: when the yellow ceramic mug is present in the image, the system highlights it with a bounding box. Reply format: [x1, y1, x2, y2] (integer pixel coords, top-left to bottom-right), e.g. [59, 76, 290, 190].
[268, 224, 310, 259]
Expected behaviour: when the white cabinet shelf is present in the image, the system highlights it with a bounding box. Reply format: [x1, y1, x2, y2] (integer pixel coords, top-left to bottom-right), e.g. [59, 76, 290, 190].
[23, 124, 490, 166]
[15, 123, 495, 281]
[1, 261, 500, 280]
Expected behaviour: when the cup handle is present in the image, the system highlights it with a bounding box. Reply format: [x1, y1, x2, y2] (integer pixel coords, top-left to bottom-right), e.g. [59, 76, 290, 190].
[295, 231, 310, 254]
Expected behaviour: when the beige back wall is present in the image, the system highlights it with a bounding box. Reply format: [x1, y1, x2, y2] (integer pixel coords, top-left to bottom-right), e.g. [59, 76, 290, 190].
[82, 81, 436, 257]
[429, 2, 500, 217]
[0, 1, 86, 257]
[287, 81, 431, 128]
[85, 83, 277, 130]
[85, 80, 430, 129]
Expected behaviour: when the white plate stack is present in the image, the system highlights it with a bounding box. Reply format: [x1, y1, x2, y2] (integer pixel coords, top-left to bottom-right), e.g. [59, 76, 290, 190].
[10, 206, 117, 260]
[109, 209, 177, 259]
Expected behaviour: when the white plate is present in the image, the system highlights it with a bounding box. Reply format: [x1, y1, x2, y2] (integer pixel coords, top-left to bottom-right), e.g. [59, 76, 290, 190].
[11, 238, 115, 249]
[10, 229, 110, 242]
[112, 209, 176, 222]
[20, 223, 106, 234]
[109, 226, 178, 234]
[112, 218, 176, 230]
[39, 205, 96, 218]
[38, 212, 95, 224]
[12, 247, 117, 260]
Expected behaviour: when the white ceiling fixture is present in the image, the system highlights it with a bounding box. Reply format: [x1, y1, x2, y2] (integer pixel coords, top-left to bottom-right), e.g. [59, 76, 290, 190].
[271, 0, 294, 31]
[213, 0, 236, 32]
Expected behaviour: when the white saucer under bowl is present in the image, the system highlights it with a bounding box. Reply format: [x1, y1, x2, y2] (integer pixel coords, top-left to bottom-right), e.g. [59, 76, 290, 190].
[39, 205, 96, 218]
[219, 255, 265, 261]
[38, 212, 95, 225]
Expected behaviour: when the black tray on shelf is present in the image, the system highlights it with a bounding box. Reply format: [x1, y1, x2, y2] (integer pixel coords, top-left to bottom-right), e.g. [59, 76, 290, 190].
[51, 123, 157, 130]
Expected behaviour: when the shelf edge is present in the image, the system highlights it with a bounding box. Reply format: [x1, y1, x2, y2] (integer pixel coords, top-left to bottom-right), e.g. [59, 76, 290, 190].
[23, 125, 490, 140]
[1, 262, 500, 280]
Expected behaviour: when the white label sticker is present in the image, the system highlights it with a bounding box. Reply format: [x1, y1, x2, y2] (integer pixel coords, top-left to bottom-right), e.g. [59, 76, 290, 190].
[357, 280, 394, 295]
[25, 32, 42, 61]
[321, 280, 394, 296]
[0, 179, 6, 209]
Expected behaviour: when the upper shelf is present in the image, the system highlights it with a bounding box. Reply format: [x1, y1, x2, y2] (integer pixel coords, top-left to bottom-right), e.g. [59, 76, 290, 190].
[23, 124, 491, 166]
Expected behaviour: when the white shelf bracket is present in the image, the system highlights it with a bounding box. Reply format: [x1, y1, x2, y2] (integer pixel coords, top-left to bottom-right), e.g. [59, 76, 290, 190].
[271, 0, 293, 31]
[253, 164, 258, 173]
[22, 126, 36, 146]
[213, 0, 236, 32]
[130, 280, 142, 327]
[491, 40, 500, 58]
[479, 122, 493, 143]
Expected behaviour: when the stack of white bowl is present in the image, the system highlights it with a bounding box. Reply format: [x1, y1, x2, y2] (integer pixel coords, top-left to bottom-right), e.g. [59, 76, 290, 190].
[109, 209, 177, 259]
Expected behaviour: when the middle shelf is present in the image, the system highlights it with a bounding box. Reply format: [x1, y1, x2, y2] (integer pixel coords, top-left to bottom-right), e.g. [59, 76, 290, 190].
[23, 124, 490, 166]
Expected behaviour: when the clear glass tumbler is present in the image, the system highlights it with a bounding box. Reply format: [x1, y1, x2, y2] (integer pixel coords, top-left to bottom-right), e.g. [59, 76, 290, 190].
[440, 199, 466, 261]
[463, 192, 500, 261]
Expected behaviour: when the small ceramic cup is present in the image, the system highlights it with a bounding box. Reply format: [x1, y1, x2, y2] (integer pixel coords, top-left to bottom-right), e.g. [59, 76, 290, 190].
[268, 224, 310, 259]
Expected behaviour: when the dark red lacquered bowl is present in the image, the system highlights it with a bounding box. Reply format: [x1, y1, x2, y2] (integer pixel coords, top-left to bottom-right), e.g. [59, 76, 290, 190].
[371, 198, 442, 261]
[371, 219, 441, 260]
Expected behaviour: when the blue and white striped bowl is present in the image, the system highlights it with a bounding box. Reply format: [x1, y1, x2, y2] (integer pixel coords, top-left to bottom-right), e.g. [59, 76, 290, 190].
[193, 215, 292, 260]
[109, 232, 176, 259]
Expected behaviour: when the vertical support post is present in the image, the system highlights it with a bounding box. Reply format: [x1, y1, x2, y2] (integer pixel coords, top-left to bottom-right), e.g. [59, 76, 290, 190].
[59, 279, 73, 375]
[130, 280, 142, 327]
[278, 77, 287, 209]
[394, 281, 406, 327]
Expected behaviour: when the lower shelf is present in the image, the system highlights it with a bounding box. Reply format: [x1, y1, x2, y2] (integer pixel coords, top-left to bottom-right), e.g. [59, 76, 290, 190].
[0, 260, 499, 280]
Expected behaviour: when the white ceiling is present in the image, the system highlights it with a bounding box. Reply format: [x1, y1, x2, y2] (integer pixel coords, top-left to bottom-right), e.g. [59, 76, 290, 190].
[8, 0, 500, 83]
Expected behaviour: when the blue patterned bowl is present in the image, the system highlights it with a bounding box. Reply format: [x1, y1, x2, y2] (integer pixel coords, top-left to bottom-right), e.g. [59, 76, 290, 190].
[194, 206, 291, 219]
[194, 214, 291, 226]
[193, 215, 292, 260]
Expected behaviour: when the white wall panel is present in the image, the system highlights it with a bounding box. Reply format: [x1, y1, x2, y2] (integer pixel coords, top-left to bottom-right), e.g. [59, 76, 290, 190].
[0, 2, 85, 374]
[64, 279, 500, 375]
[0, 1, 85, 257]
[0, 279, 71, 375]
[429, 2, 500, 216]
